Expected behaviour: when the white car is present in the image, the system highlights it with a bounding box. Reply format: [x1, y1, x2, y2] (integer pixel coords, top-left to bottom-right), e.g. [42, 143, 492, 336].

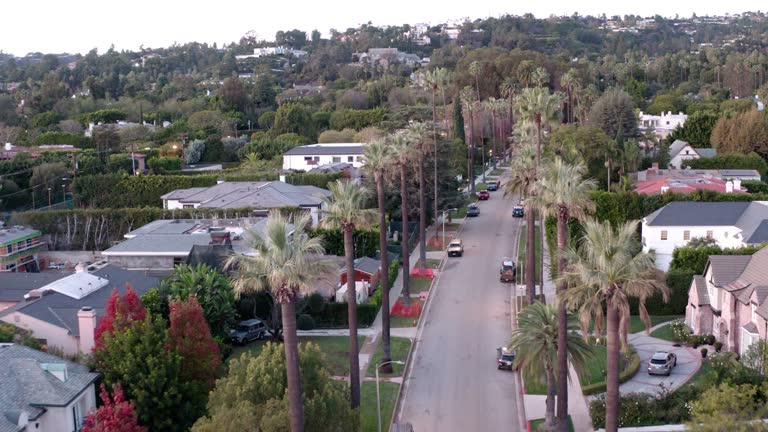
[48, 262, 65, 270]
[447, 239, 464, 257]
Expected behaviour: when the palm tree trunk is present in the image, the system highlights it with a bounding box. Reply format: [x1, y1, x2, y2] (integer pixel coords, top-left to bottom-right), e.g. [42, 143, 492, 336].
[555, 212, 569, 432]
[441, 89, 449, 138]
[468, 111, 476, 195]
[400, 165, 411, 306]
[282, 300, 304, 432]
[525, 208, 535, 305]
[605, 301, 621, 432]
[376, 172, 393, 374]
[344, 227, 361, 408]
[418, 154, 427, 270]
[545, 365, 557, 430]
[432, 87, 439, 242]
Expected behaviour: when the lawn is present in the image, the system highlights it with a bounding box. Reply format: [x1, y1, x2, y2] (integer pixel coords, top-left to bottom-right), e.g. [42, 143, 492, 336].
[579, 345, 607, 387]
[490, 169, 505, 176]
[229, 336, 366, 376]
[450, 207, 468, 219]
[427, 235, 451, 251]
[629, 315, 683, 334]
[365, 337, 412, 377]
[677, 359, 712, 392]
[523, 369, 549, 395]
[390, 298, 422, 328]
[476, 183, 488, 191]
[530, 416, 574, 432]
[414, 258, 442, 269]
[650, 322, 678, 342]
[409, 277, 433, 294]
[442, 222, 461, 231]
[517, 225, 542, 284]
[361, 381, 399, 432]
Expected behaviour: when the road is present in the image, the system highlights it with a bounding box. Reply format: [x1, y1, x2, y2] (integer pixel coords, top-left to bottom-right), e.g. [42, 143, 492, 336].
[398, 189, 523, 431]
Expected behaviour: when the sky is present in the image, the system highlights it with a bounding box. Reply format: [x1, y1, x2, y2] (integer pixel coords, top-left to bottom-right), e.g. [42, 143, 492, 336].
[2, 0, 765, 56]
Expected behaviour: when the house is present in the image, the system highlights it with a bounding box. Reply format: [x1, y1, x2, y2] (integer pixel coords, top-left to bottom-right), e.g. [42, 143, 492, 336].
[0, 264, 158, 356]
[686, 247, 768, 355]
[352, 48, 422, 67]
[340, 257, 382, 295]
[0, 343, 99, 432]
[161, 181, 331, 225]
[282, 143, 366, 172]
[632, 164, 758, 195]
[234, 46, 307, 60]
[667, 140, 717, 169]
[102, 218, 268, 271]
[638, 111, 688, 139]
[0, 226, 44, 273]
[642, 201, 768, 270]
[0, 273, 67, 312]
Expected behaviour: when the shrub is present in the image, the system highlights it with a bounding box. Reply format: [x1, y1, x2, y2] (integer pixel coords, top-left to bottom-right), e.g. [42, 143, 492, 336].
[388, 258, 400, 287]
[306, 292, 326, 315]
[309, 303, 378, 328]
[285, 171, 344, 188]
[714, 341, 723, 352]
[297, 314, 316, 331]
[329, 107, 388, 130]
[701, 348, 708, 358]
[369, 288, 382, 308]
[705, 335, 716, 346]
[669, 319, 691, 343]
[147, 156, 182, 174]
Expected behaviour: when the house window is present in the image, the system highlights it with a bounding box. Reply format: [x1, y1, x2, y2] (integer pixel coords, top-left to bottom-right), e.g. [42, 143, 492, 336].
[5, 245, 11, 254]
[661, 230, 668, 240]
[314, 157, 320, 161]
[182, 204, 194, 209]
[707, 230, 713, 239]
[26, 238, 32, 247]
[304, 156, 313, 161]
[752, 302, 758, 323]
[684, 230, 690, 241]
[347, 156, 354, 162]
[332, 157, 341, 163]
[73, 402, 83, 431]
[173, 257, 184, 266]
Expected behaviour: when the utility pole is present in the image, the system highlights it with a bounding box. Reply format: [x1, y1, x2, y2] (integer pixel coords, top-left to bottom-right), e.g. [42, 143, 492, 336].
[47, 188, 51, 208]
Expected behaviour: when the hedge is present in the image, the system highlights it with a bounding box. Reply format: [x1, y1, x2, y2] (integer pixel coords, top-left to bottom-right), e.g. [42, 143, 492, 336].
[309, 227, 380, 258]
[34, 131, 92, 148]
[581, 348, 641, 396]
[742, 180, 768, 194]
[284, 171, 345, 189]
[627, 269, 695, 316]
[329, 107, 388, 130]
[309, 303, 379, 328]
[670, 244, 762, 274]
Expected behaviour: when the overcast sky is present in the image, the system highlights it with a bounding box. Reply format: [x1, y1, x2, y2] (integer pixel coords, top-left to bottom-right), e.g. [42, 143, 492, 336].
[2, 0, 765, 56]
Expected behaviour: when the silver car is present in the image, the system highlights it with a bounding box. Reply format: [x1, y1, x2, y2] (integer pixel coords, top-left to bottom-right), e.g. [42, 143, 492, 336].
[648, 351, 676, 376]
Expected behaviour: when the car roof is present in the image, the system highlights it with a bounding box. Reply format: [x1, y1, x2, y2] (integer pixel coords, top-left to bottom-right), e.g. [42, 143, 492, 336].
[469, 203, 478, 208]
[239, 318, 264, 326]
[449, 238, 462, 244]
[651, 351, 670, 360]
[502, 259, 515, 266]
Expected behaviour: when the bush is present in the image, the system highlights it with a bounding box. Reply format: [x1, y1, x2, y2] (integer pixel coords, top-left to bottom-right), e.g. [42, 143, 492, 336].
[742, 180, 768, 194]
[147, 156, 182, 174]
[329, 107, 388, 130]
[309, 303, 378, 328]
[369, 288, 382, 308]
[669, 319, 691, 343]
[686, 152, 768, 177]
[306, 292, 326, 315]
[701, 348, 708, 358]
[284, 171, 344, 188]
[714, 341, 723, 352]
[388, 258, 400, 287]
[34, 131, 92, 148]
[296, 314, 316, 331]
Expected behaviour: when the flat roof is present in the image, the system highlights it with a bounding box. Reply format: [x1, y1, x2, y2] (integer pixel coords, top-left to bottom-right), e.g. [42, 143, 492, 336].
[0, 227, 41, 246]
[284, 144, 365, 156]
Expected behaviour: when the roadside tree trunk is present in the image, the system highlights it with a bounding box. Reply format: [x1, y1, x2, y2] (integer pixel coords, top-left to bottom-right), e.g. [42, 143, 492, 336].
[400, 165, 411, 305]
[281, 300, 304, 432]
[376, 171, 393, 374]
[525, 207, 536, 305]
[605, 299, 621, 432]
[545, 364, 557, 431]
[344, 226, 361, 408]
[556, 210, 569, 432]
[418, 153, 427, 270]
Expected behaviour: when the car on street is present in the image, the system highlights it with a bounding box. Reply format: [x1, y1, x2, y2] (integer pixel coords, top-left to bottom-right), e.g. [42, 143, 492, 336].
[478, 190, 490, 200]
[512, 205, 524, 217]
[48, 262, 65, 270]
[467, 204, 480, 217]
[496, 347, 516, 370]
[447, 239, 464, 257]
[486, 181, 499, 191]
[648, 351, 677, 376]
[229, 319, 269, 345]
[499, 258, 516, 282]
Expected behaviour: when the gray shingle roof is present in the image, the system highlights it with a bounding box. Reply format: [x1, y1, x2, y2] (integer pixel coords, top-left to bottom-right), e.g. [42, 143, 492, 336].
[746, 220, 768, 244]
[283, 144, 364, 156]
[103, 234, 213, 255]
[646, 202, 751, 226]
[708, 255, 752, 286]
[694, 148, 717, 158]
[719, 169, 761, 178]
[0, 344, 98, 432]
[692, 275, 709, 305]
[668, 140, 690, 158]
[353, 257, 381, 275]
[162, 181, 328, 209]
[0, 273, 67, 303]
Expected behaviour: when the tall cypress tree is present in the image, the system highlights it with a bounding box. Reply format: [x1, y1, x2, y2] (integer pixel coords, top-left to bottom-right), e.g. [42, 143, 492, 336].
[453, 94, 465, 144]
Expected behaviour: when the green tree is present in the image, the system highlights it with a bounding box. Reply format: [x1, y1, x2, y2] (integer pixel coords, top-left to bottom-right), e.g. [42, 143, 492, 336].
[252, 73, 277, 108]
[29, 162, 68, 204]
[453, 92, 465, 143]
[548, 125, 618, 190]
[273, 103, 314, 140]
[319, 179, 376, 409]
[515, 86, 563, 164]
[560, 219, 669, 432]
[509, 303, 594, 431]
[407, 122, 433, 270]
[589, 88, 638, 140]
[669, 110, 719, 147]
[218, 77, 248, 112]
[688, 383, 768, 432]
[710, 109, 768, 157]
[226, 211, 334, 432]
[258, 111, 276, 129]
[389, 131, 415, 304]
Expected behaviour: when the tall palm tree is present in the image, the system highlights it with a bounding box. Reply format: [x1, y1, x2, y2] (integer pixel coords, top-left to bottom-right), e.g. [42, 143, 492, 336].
[320, 179, 377, 409]
[528, 159, 597, 432]
[469, 60, 482, 100]
[390, 132, 415, 305]
[460, 86, 478, 195]
[227, 211, 334, 432]
[560, 69, 581, 124]
[436, 68, 452, 135]
[509, 302, 593, 431]
[483, 99, 500, 165]
[559, 219, 669, 432]
[532, 67, 550, 87]
[363, 138, 394, 373]
[424, 71, 441, 239]
[503, 144, 539, 304]
[407, 122, 432, 271]
[500, 77, 519, 127]
[514, 87, 563, 164]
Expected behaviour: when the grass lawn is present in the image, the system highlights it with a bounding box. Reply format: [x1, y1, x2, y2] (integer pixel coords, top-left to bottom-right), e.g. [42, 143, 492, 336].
[414, 258, 442, 269]
[650, 322, 678, 342]
[365, 337, 412, 377]
[530, 416, 574, 432]
[579, 345, 608, 387]
[517, 225, 542, 284]
[476, 183, 488, 191]
[390, 298, 422, 328]
[678, 360, 712, 392]
[409, 277, 433, 294]
[490, 168, 505, 176]
[361, 381, 399, 432]
[229, 336, 366, 376]
[523, 369, 549, 395]
[629, 315, 683, 334]
[442, 222, 461, 231]
[450, 207, 468, 219]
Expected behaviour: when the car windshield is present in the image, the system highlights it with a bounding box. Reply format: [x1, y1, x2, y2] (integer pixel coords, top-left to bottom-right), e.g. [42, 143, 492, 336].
[650, 358, 667, 365]
[502, 264, 514, 271]
[501, 354, 514, 361]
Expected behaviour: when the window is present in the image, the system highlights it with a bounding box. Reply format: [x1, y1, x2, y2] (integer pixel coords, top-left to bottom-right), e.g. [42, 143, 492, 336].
[347, 156, 354, 162]
[332, 157, 341, 163]
[356, 156, 364, 162]
[173, 257, 184, 266]
[752, 303, 758, 323]
[182, 204, 194, 209]
[314, 156, 320, 161]
[5, 245, 11, 254]
[661, 230, 668, 240]
[304, 156, 313, 161]
[707, 230, 713, 239]
[684, 230, 690, 241]
[26, 238, 32, 247]
[73, 402, 83, 431]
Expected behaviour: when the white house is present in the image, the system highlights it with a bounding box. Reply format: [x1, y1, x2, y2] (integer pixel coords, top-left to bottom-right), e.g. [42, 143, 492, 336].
[642, 201, 768, 271]
[235, 46, 307, 60]
[0, 343, 99, 432]
[282, 143, 366, 172]
[638, 111, 688, 139]
[668, 140, 717, 169]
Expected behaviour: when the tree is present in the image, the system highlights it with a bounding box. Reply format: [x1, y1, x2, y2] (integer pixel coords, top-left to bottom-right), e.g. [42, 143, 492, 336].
[273, 103, 314, 140]
[218, 77, 248, 112]
[509, 303, 593, 431]
[319, 180, 376, 409]
[710, 109, 768, 157]
[560, 219, 669, 432]
[193, 342, 356, 432]
[226, 211, 335, 432]
[688, 383, 768, 432]
[453, 92, 465, 143]
[389, 131, 415, 304]
[82, 384, 146, 432]
[160, 263, 236, 338]
[515, 87, 563, 164]
[503, 145, 539, 303]
[740, 340, 768, 375]
[184, 139, 206, 165]
[669, 110, 718, 147]
[168, 297, 221, 390]
[94, 284, 147, 350]
[589, 88, 638, 140]
[29, 162, 68, 203]
[92, 125, 121, 155]
[460, 86, 478, 194]
[529, 159, 596, 431]
[407, 122, 433, 270]
[363, 138, 394, 373]
[560, 69, 581, 124]
[252, 73, 277, 108]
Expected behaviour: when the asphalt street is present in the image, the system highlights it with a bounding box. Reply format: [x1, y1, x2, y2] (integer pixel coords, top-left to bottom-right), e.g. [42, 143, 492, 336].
[398, 188, 523, 431]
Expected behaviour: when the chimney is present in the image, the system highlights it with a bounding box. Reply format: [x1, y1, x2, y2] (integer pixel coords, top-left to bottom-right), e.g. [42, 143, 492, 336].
[725, 181, 734, 193]
[77, 306, 97, 354]
[733, 179, 742, 191]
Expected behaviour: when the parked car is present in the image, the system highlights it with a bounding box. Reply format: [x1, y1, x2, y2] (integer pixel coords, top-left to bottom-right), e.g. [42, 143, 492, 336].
[229, 319, 269, 345]
[499, 258, 516, 282]
[486, 181, 499, 191]
[48, 262, 65, 270]
[478, 190, 490, 200]
[447, 239, 464, 257]
[512, 205, 524, 217]
[496, 347, 516, 370]
[467, 204, 480, 217]
[648, 351, 677, 376]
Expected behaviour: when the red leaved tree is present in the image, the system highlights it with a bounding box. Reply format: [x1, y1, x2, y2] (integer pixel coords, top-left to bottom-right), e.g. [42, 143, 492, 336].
[168, 297, 221, 389]
[82, 383, 146, 432]
[94, 284, 147, 350]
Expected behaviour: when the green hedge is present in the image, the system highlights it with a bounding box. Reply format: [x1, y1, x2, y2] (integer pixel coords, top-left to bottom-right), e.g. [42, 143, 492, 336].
[581, 349, 641, 396]
[34, 131, 92, 148]
[309, 303, 379, 328]
[285, 171, 345, 188]
[685, 152, 768, 177]
[628, 269, 695, 316]
[309, 227, 380, 258]
[742, 180, 768, 194]
[329, 107, 388, 130]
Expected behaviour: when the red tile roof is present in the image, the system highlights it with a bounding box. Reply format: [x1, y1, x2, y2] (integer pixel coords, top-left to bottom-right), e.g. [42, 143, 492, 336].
[634, 177, 746, 195]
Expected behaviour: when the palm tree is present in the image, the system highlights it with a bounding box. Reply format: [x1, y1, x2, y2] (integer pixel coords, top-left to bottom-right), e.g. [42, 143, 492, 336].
[424, 71, 441, 237]
[560, 69, 581, 124]
[407, 122, 432, 271]
[503, 145, 539, 304]
[509, 302, 593, 431]
[390, 132, 415, 305]
[514, 87, 563, 164]
[460, 86, 478, 195]
[363, 138, 394, 373]
[320, 179, 377, 409]
[469, 60, 482, 100]
[528, 159, 596, 431]
[500, 77, 519, 127]
[532, 67, 550, 87]
[483, 99, 501, 165]
[227, 211, 334, 432]
[436, 68, 452, 135]
[559, 219, 669, 432]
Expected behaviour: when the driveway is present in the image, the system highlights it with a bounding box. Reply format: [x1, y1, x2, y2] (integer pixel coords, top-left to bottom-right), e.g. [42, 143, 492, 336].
[619, 331, 701, 395]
